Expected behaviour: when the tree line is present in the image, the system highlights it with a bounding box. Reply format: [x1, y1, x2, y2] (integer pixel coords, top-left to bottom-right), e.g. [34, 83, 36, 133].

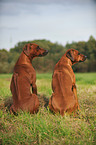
[0, 36, 96, 73]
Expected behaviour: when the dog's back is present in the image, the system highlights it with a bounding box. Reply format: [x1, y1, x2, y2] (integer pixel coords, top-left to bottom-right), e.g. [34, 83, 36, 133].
[10, 65, 36, 111]
[10, 43, 48, 114]
[49, 49, 86, 116]
[49, 59, 76, 115]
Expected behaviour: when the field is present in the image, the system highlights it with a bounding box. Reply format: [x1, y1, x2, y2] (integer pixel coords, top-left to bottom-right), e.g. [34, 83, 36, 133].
[0, 73, 96, 145]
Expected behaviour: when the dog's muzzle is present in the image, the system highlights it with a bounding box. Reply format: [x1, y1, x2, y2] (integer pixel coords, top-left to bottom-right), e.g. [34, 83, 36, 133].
[39, 50, 48, 57]
[43, 50, 48, 56]
[79, 55, 87, 62]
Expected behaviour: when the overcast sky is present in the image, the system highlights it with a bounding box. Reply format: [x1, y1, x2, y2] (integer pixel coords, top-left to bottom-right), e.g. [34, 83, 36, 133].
[0, 0, 96, 50]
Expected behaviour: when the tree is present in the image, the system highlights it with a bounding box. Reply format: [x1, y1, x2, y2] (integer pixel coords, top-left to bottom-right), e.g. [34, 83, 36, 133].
[0, 36, 96, 73]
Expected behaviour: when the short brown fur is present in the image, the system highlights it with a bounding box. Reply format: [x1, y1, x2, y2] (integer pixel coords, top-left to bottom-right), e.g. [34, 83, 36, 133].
[10, 43, 48, 114]
[49, 49, 86, 116]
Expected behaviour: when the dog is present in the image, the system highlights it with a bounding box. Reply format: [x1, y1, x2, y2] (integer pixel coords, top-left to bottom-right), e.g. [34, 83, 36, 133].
[10, 43, 48, 114]
[49, 49, 87, 116]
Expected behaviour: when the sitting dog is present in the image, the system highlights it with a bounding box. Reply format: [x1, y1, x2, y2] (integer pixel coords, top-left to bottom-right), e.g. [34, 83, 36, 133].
[49, 49, 87, 116]
[10, 43, 48, 114]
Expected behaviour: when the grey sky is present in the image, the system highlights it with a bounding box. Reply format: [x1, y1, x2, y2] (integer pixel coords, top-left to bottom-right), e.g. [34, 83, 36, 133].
[0, 0, 96, 50]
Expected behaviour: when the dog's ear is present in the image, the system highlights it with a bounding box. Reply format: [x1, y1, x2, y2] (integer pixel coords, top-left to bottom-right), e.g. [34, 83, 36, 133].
[66, 50, 75, 61]
[23, 44, 31, 56]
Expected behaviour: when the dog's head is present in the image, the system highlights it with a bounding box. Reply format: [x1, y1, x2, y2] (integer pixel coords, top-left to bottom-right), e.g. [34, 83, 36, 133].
[66, 49, 87, 64]
[23, 43, 48, 59]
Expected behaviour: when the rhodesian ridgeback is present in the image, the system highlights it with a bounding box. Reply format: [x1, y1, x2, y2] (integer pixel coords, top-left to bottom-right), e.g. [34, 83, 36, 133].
[49, 49, 87, 116]
[10, 43, 48, 114]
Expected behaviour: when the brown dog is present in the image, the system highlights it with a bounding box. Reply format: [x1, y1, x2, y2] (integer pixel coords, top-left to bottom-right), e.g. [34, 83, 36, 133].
[49, 49, 87, 116]
[10, 43, 48, 114]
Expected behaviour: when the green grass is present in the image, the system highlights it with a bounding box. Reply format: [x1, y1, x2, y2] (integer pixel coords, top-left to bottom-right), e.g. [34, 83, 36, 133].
[0, 73, 96, 145]
[75, 73, 96, 85]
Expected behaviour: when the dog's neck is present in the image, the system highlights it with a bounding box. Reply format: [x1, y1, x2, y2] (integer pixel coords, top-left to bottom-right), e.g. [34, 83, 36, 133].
[60, 55, 72, 67]
[15, 52, 32, 66]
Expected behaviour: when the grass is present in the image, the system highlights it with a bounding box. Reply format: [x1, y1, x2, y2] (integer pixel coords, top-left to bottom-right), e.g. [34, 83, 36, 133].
[0, 73, 96, 145]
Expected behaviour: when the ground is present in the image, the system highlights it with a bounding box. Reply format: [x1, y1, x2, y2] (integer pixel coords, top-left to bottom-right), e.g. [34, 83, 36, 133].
[0, 73, 96, 145]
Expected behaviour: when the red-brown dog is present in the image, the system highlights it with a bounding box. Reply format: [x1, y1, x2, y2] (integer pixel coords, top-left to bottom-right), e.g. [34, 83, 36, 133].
[49, 49, 87, 116]
[10, 43, 48, 114]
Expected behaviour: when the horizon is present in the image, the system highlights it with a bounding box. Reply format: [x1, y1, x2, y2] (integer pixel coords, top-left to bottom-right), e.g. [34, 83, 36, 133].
[0, 35, 95, 51]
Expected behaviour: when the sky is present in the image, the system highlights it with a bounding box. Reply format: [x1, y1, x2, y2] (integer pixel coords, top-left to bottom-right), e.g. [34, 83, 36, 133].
[0, 0, 96, 50]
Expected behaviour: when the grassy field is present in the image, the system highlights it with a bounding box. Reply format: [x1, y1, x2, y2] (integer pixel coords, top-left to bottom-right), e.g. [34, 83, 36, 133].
[0, 73, 96, 145]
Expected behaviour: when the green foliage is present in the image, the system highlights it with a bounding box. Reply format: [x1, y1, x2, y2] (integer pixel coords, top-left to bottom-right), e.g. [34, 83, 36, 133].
[0, 73, 96, 144]
[0, 36, 96, 73]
